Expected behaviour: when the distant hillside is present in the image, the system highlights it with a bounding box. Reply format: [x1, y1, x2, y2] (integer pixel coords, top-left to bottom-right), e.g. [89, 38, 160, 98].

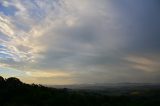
[0, 76, 160, 106]
[49, 83, 160, 90]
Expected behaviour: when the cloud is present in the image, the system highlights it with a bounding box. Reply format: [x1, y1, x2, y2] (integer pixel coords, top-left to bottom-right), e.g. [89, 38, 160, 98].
[26, 70, 70, 78]
[0, 0, 160, 84]
[0, 66, 26, 78]
[124, 55, 160, 72]
[0, 15, 15, 37]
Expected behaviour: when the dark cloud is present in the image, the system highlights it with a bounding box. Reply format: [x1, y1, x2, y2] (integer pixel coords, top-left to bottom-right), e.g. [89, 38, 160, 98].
[111, 0, 160, 53]
[0, 0, 160, 84]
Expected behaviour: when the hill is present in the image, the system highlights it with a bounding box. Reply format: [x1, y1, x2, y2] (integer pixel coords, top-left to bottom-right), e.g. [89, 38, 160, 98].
[0, 76, 160, 106]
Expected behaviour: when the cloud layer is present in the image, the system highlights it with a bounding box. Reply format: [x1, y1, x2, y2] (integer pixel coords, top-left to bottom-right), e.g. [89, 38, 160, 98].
[0, 0, 160, 84]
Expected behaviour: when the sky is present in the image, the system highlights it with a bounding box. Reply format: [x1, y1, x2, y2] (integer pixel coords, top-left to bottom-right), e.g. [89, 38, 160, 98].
[0, 0, 160, 85]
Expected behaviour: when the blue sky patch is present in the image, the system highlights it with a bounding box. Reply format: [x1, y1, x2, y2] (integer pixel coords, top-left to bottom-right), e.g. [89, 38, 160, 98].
[0, 3, 17, 16]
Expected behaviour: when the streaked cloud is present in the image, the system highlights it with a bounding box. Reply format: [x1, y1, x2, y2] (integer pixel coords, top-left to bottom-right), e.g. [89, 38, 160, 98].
[26, 71, 70, 78]
[125, 55, 160, 72]
[0, 0, 160, 84]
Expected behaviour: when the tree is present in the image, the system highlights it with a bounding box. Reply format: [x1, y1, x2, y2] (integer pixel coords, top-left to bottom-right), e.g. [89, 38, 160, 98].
[0, 76, 5, 87]
[5, 77, 23, 87]
[0, 76, 5, 82]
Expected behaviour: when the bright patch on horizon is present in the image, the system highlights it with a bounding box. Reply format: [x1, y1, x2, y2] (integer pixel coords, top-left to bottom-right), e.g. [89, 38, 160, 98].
[26, 71, 70, 78]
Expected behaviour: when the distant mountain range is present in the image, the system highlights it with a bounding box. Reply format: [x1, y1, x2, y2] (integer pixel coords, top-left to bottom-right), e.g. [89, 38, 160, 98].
[48, 83, 160, 90]
[1, 76, 160, 106]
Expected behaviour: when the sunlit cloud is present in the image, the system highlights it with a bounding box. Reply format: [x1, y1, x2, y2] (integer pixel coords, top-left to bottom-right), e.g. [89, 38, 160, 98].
[0, 0, 160, 84]
[0, 67, 26, 78]
[125, 55, 160, 72]
[0, 15, 15, 37]
[26, 71, 70, 78]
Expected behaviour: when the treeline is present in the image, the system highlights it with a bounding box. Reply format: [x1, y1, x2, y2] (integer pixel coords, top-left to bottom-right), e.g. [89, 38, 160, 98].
[0, 76, 160, 106]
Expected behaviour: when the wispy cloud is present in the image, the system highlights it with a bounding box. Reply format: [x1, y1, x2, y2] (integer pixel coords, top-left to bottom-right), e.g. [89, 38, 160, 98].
[125, 55, 160, 72]
[0, 0, 160, 84]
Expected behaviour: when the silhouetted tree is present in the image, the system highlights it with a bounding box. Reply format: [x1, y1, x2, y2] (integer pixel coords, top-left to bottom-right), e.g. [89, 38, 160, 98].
[0, 76, 5, 82]
[5, 77, 23, 88]
[0, 76, 5, 87]
[6, 77, 22, 84]
[0, 76, 160, 106]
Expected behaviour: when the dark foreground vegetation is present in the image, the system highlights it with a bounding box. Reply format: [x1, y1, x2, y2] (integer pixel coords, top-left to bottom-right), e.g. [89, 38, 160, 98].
[0, 76, 160, 106]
